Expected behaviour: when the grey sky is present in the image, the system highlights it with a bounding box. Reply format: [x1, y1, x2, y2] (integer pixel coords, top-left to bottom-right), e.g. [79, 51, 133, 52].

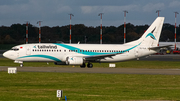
[0, 0, 180, 27]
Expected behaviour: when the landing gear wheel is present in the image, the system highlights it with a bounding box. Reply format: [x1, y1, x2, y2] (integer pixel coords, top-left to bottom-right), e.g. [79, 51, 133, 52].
[87, 63, 93, 68]
[20, 64, 23, 67]
[80, 63, 86, 68]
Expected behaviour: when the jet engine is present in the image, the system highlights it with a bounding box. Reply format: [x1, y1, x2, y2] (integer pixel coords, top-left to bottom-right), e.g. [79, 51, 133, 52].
[66, 57, 83, 65]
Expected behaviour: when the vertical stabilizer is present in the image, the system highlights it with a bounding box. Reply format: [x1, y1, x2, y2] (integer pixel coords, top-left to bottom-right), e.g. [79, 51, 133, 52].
[138, 17, 164, 47]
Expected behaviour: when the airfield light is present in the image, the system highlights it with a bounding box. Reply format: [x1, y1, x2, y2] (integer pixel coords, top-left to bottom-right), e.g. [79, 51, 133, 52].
[175, 12, 179, 50]
[98, 13, 103, 44]
[26, 22, 28, 44]
[124, 10, 128, 43]
[37, 21, 42, 43]
[69, 13, 74, 44]
[156, 10, 161, 17]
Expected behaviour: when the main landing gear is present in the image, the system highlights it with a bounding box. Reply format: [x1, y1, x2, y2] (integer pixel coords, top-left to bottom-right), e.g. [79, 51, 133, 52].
[80, 62, 93, 68]
[87, 62, 93, 68]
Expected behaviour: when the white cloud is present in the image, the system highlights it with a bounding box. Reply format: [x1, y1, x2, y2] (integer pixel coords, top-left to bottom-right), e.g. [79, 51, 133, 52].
[143, 3, 165, 12]
[81, 5, 139, 14]
[169, 0, 180, 8]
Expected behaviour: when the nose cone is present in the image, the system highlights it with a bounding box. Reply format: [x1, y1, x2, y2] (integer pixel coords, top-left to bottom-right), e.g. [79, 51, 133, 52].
[3, 51, 18, 60]
[3, 51, 8, 58]
[3, 51, 13, 60]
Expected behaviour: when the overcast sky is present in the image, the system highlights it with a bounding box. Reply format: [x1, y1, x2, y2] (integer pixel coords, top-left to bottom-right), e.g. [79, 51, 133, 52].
[0, 0, 180, 27]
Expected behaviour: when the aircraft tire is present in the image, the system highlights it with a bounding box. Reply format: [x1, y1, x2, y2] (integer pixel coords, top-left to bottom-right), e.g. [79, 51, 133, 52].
[20, 64, 23, 67]
[80, 63, 86, 68]
[87, 63, 93, 68]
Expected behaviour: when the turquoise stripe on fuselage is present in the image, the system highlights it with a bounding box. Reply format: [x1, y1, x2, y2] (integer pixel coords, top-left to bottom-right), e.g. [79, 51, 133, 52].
[17, 55, 61, 61]
[53, 43, 141, 56]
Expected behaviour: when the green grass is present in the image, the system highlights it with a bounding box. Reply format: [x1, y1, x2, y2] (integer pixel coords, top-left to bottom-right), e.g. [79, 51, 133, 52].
[1, 58, 180, 100]
[1, 58, 180, 69]
[0, 72, 180, 101]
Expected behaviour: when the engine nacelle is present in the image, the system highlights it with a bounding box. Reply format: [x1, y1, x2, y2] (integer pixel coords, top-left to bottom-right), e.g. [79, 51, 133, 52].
[66, 57, 83, 65]
[54, 62, 66, 65]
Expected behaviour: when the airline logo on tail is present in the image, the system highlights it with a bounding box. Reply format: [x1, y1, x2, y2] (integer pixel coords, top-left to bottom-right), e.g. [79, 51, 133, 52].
[145, 27, 156, 40]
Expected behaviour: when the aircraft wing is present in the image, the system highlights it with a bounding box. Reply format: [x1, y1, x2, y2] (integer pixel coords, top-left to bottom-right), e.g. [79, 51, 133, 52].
[84, 53, 122, 61]
[148, 45, 173, 50]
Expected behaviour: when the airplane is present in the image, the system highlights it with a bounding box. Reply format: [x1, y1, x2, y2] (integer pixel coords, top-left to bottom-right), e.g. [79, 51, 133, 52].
[3, 17, 168, 68]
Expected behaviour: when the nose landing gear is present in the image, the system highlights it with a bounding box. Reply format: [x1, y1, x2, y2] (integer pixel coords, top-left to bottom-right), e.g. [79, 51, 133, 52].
[14, 60, 23, 67]
[20, 64, 23, 67]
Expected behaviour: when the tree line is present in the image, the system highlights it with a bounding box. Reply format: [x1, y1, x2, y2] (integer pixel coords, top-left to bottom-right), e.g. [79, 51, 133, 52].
[0, 23, 180, 44]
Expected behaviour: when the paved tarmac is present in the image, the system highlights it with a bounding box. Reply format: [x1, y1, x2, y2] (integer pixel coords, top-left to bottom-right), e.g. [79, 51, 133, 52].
[1, 54, 180, 75]
[1, 66, 180, 75]
[141, 54, 180, 61]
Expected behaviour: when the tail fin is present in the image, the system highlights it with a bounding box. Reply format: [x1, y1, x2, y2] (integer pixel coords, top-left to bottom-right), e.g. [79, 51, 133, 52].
[138, 17, 165, 47]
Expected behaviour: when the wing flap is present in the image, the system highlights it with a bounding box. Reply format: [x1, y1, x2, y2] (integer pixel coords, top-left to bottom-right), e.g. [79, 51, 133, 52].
[84, 53, 122, 61]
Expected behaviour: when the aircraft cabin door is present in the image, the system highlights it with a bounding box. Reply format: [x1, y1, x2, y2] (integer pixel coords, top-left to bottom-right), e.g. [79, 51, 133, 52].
[26, 46, 31, 55]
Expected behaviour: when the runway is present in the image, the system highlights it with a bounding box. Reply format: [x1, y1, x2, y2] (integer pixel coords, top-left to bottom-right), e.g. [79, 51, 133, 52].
[1, 66, 180, 75]
[141, 54, 180, 61]
[1, 53, 180, 75]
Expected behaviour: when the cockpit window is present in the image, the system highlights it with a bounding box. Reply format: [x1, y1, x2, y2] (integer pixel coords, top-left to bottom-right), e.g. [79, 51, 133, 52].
[11, 47, 19, 51]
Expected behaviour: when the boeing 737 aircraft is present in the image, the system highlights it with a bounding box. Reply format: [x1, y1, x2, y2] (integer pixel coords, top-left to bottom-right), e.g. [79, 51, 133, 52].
[3, 17, 168, 68]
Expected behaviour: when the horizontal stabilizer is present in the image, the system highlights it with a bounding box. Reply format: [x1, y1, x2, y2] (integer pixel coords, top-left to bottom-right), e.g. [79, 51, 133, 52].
[148, 45, 173, 50]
